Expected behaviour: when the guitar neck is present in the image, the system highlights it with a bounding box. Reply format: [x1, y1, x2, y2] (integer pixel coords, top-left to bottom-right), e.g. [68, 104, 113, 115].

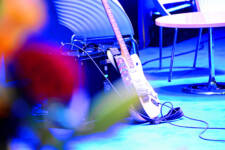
[101, 0, 134, 68]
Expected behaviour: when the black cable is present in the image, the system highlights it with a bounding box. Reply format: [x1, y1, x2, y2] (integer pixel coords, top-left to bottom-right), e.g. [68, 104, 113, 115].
[142, 42, 204, 66]
[60, 42, 122, 97]
[135, 101, 225, 142]
[160, 102, 225, 142]
[142, 35, 225, 66]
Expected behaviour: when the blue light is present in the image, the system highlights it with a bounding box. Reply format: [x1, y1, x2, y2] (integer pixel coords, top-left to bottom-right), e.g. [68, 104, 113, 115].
[10, 139, 34, 150]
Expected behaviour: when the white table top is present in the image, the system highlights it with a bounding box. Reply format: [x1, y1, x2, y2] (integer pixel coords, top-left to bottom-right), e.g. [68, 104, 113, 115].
[155, 12, 225, 28]
[158, 0, 190, 4]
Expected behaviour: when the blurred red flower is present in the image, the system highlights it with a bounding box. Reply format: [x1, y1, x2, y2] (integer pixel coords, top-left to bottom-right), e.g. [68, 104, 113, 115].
[9, 43, 82, 102]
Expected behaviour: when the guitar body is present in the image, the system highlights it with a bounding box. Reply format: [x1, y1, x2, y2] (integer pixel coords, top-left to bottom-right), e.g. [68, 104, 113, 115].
[114, 54, 161, 120]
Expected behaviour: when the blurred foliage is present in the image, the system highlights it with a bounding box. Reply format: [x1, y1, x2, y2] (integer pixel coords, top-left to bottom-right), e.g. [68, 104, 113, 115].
[0, 0, 2, 16]
[0, 0, 141, 149]
[0, 86, 13, 118]
[0, 0, 46, 55]
[78, 83, 139, 134]
[8, 43, 81, 103]
[6, 83, 140, 149]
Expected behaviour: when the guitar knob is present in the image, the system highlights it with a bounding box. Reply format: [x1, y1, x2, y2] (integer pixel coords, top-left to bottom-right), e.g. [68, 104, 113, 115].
[151, 99, 160, 107]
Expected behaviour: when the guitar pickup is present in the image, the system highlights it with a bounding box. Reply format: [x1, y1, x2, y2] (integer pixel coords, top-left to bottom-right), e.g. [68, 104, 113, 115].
[108, 47, 121, 56]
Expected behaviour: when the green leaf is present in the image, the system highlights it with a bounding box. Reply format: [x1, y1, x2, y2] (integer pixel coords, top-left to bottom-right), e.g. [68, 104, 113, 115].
[82, 83, 139, 134]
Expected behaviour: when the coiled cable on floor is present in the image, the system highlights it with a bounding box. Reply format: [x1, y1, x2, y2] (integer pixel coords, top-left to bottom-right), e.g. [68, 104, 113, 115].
[160, 102, 225, 142]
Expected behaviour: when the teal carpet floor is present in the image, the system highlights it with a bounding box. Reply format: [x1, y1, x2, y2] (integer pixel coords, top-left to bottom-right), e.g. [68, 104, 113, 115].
[6, 28, 225, 150]
[65, 28, 225, 150]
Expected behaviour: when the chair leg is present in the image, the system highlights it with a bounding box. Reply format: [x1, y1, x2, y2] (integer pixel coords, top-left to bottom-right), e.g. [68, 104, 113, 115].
[130, 36, 139, 56]
[159, 27, 163, 69]
[193, 28, 203, 68]
[169, 28, 178, 82]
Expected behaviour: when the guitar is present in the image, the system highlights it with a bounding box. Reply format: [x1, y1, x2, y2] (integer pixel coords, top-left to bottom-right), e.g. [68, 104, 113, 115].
[101, 0, 161, 120]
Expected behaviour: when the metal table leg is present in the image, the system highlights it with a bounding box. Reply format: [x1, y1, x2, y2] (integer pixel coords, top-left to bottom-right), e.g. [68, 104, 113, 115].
[183, 28, 225, 95]
[159, 27, 163, 69]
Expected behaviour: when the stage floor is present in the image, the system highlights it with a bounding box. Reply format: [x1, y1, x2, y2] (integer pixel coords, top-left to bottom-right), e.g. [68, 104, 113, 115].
[64, 28, 225, 150]
[8, 28, 225, 150]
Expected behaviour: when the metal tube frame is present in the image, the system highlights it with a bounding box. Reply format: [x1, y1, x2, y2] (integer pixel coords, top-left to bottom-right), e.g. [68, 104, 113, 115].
[168, 28, 178, 82]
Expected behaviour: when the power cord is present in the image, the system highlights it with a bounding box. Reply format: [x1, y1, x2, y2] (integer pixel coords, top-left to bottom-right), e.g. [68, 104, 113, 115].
[142, 35, 225, 66]
[142, 43, 204, 66]
[162, 103, 225, 142]
[140, 101, 225, 142]
[60, 42, 121, 97]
